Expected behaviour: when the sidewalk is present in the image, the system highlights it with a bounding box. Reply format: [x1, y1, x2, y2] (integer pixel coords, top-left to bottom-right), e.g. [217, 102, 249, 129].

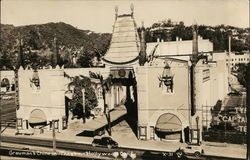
[1, 120, 247, 159]
[202, 141, 246, 159]
[110, 120, 247, 159]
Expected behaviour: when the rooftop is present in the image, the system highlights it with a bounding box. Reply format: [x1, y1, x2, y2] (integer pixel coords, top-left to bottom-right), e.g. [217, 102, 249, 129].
[102, 14, 140, 65]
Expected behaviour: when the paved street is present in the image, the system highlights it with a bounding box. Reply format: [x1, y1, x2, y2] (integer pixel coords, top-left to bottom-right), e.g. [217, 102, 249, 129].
[1, 118, 247, 160]
[1, 135, 247, 160]
[0, 93, 16, 131]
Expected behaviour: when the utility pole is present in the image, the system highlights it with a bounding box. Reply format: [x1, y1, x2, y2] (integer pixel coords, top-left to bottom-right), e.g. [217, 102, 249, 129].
[190, 24, 200, 144]
[191, 24, 198, 116]
[246, 63, 250, 160]
[82, 89, 86, 123]
[228, 35, 232, 92]
[15, 33, 24, 111]
[139, 21, 146, 66]
[17, 33, 25, 69]
[52, 120, 56, 152]
[108, 111, 111, 136]
[52, 36, 59, 68]
[196, 116, 200, 145]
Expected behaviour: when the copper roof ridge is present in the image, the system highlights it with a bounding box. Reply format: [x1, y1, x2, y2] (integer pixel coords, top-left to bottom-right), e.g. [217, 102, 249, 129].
[117, 14, 132, 17]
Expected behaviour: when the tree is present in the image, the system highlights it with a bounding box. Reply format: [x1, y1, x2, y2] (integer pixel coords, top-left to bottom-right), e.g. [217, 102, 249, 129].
[28, 29, 43, 50]
[234, 63, 249, 87]
[0, 51, 13, 70]
[77, 52, 94, 67]
[67, 75, 98, 120]
[89, 72, 113, 135]
[23, 51, 50, 69]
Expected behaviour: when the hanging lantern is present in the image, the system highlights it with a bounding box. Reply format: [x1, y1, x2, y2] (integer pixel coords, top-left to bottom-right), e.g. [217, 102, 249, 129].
[32, 70, 40, 88]
[158, 61, 174, 93]
[162, 63, 171, 79]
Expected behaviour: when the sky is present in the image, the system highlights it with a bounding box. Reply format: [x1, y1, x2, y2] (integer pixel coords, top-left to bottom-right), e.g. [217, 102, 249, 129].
[1, 0, 249, 33]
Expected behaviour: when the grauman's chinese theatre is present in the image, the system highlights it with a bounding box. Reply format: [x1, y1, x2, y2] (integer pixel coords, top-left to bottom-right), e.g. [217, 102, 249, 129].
[102, 5, 194, 142]
[15, 5, 228, 143]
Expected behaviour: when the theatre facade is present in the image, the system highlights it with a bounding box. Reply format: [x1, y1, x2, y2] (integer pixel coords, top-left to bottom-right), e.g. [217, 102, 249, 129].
[13, 6, 229, 143]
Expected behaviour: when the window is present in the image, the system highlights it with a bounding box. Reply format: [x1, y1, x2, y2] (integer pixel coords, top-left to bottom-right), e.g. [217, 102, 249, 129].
[150, 126, 155, 139]
[17, 118, 23, 130]
[50, 120, 59, 130]
[191, 129, 199, 140]
[62, 116, 67, 129]
[139, 126, 147, 140]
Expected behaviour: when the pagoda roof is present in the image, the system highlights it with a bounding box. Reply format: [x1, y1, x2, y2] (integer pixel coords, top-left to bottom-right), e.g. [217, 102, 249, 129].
[102, 14, 140, 65]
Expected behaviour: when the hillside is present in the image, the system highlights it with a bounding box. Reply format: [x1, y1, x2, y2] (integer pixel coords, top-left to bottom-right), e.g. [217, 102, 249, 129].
[0, 22, 111, 69]
[138, 20, 250, 52]
[1, 22, 111, 50]
[1, 21, 249, 70]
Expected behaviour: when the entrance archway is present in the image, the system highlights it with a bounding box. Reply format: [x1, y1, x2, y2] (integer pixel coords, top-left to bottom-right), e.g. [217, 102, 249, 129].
[29, 109, 47, 128]
[155, 113, 182, 140]
[109, 68, 138, 136]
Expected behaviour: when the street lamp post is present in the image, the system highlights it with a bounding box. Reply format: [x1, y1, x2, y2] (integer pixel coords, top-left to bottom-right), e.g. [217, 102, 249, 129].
[246, 64, 250, 160]
[196, 116, 200, 145]
[108, 111, 111, 136]
[82, 89, 86, 123]
[52, 120, 56, 152]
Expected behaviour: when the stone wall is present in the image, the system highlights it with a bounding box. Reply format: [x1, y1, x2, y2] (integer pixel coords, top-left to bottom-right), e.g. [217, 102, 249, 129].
[17, 66, 65, 132]
[136, 60, 190, 141]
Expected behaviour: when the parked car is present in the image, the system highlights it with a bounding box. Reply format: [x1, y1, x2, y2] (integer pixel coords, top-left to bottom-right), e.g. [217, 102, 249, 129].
[181, 144, 204, 158]
[92, 137, 118, 149]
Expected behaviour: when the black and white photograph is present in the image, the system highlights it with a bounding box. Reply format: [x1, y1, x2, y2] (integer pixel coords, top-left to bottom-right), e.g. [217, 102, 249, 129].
[0, 0, 249, 159]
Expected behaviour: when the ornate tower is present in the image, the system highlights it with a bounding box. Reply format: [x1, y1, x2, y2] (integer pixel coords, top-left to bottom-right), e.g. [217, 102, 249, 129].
[102, 5, 141, 66]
